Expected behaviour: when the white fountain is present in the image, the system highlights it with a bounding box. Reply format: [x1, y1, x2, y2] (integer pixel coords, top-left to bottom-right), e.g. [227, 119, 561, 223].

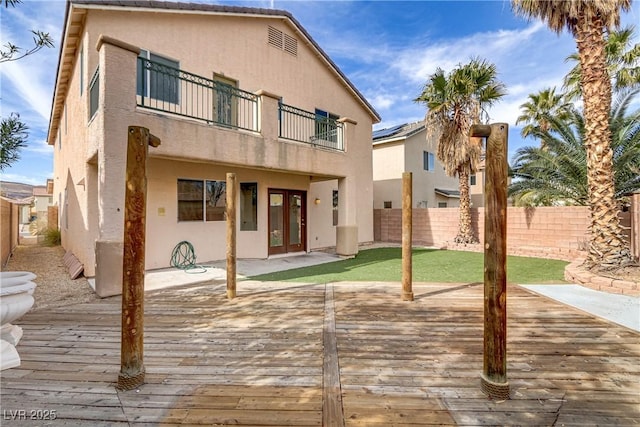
[0, 271, 37, 370]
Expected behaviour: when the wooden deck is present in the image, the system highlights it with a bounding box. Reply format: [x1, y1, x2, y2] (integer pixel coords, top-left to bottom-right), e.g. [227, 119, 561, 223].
[1, 280, 638, 426]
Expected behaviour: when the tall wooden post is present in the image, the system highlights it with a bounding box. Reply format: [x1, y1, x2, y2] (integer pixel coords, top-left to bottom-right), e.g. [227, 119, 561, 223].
[471, 123, 510, 400]
[226, 172, 237, 299]
[401, 172, 414, 301]
[117, 126, 160, 391]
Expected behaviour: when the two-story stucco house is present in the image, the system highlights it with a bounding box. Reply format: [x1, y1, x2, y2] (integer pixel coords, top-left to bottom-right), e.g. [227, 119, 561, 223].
[372, 121, 485, 210]
[48, 0, 380, 296]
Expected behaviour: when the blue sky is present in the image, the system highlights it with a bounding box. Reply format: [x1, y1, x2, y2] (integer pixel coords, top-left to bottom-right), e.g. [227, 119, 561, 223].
[1, 0, 638, 186]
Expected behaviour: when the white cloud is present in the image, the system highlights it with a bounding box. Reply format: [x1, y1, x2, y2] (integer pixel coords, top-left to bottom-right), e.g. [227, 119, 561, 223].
[369, 94, 396, 110]
[24, 137, 54, 155]
[2, 60, 55, 122]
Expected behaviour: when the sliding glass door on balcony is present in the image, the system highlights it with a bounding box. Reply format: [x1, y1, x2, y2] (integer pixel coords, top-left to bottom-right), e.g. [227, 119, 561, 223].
[213, 74, 237, 127]
[268, 189, 306, 255]
[136, 56, 258, 132]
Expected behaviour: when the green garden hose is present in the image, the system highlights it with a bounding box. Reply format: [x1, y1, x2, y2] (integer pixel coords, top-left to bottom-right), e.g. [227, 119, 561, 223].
[170, 241, 207, 273]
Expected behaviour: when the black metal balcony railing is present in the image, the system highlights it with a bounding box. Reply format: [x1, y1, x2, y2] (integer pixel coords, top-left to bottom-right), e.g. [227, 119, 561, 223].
[136, 58, 345, 151]
[137, 57, 259, 132]
[278, 103, 344, 151]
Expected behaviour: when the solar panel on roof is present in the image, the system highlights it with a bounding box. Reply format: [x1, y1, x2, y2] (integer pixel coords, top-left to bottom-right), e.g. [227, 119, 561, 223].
[373, 124, 405, 139]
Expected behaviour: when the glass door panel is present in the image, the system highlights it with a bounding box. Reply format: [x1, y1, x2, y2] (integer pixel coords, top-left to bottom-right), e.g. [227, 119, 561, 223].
[287, 192, 304, 252]
[269, 192, 285, 254]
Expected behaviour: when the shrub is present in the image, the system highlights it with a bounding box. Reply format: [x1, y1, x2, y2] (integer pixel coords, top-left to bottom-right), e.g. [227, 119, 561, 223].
[40, 227, 61, 246]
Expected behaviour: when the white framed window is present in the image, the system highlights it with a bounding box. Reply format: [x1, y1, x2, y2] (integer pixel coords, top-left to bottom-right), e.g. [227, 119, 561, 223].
[423, 151, 435, 171]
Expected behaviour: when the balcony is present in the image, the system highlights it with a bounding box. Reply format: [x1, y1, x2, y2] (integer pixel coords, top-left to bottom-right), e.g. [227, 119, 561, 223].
[136, 58, 344, 151]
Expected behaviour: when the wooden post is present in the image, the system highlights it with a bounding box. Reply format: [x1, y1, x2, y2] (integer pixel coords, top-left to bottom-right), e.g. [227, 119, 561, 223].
[471, 123, 510, 400]
[226, 172, 237, 299]
[117, 126, 160, 391]
[401, 172, 413, 301]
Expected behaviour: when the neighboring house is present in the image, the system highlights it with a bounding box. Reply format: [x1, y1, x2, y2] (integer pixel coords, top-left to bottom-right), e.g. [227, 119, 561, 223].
[31, 179, 54, 221]
[374, 121, 476, 209]
[470, 159, 485, 208]
[0, 181, 33, 223]
[48, 0, 380, 296]
[372, 121, 487, 209]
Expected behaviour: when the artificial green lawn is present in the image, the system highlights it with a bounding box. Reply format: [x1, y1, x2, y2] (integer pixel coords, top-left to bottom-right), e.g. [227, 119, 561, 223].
[248, 247, 568, 284]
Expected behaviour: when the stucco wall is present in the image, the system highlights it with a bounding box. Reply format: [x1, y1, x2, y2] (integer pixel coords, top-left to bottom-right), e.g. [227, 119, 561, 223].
[52, 7, 375, 279]
[374, 206, 632, 261]
[145, 158, 340, 269]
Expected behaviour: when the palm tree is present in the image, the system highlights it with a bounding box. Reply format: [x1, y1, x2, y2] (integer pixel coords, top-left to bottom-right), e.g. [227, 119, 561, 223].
[512, 0, 634, 270]
[516, 87, 572, 140]
[415, 58, 506, 244]
[510, 89, 640, 207]
[564, 26, 640, 101]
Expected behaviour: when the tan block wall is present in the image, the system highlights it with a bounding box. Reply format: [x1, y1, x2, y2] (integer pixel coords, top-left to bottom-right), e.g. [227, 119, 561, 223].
[1, 199, 19, 269]
[374, 206, 632, 261]
[47, 206, 59, 231]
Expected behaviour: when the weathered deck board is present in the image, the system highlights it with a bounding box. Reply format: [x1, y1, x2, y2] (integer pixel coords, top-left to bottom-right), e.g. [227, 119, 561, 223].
[0, 280, 638, 425]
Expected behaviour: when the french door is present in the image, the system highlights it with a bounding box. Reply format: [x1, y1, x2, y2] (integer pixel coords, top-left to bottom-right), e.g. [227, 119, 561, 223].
[268, 189, 306, 255]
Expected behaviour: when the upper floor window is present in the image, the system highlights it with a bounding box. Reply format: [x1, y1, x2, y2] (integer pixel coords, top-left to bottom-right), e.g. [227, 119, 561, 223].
[470, 174, 477, 186]
[423, 151, 435, 172]
[137, 49, 180, 104]
[79, 45, 84, 94]
[89, 66, 99, 120]
[315, 109, 339, 143]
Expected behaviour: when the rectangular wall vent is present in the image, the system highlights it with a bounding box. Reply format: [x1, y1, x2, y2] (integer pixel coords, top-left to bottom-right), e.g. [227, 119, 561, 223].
[268, 25, 297, 57]
[268, 26, 283, 49]
[284, 33, 297, 56]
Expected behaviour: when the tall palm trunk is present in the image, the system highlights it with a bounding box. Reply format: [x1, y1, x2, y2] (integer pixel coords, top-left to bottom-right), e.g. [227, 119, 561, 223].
[454, 165, 477, 244]
[577, 14, 632, 269]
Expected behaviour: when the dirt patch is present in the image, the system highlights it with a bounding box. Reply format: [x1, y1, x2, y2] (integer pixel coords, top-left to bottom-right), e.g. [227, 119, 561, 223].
[3, 244, 100, 311]
[602, 265, 640, 283]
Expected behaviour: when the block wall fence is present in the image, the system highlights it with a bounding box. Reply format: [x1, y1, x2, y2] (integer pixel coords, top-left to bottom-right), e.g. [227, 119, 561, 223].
[1, 198, 20, 268]
[374, 203, 636, 262]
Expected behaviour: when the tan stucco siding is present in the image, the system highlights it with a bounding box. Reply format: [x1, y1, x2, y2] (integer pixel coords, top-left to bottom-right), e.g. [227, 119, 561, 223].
[372, 131, 460, 209]
[53, 7, 374, 279]
[81, 11, 370, 124]
[52, 30, 101, 276]
[405, 133, 459, 208]
[145, 159, 344, 269]
[147, 158, 301, 268]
